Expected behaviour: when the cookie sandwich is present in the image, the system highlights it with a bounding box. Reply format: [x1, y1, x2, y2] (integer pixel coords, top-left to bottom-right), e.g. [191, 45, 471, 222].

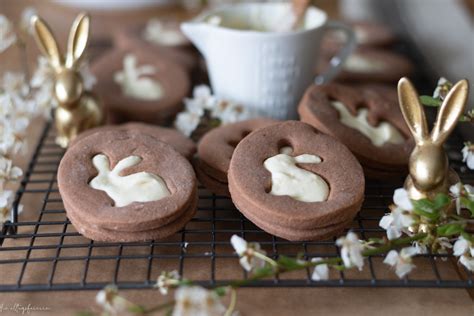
[58, 129, 197, 242]
[298, 83, 414, 178]
[228, 121, 365, 241]
[91, 49, 190, 125]
[196, 119, 277, 196]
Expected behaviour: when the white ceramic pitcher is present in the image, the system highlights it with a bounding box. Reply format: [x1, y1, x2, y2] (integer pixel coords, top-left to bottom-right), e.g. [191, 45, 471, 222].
[182, 2, 356, 119]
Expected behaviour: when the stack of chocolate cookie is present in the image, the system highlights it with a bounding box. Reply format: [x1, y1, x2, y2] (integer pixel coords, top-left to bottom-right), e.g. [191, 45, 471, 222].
[91, 49, 190, 125]
[58, 125, 198, 242]
[195, 119, 277, 196]
[228, 121, 365, 241]
[298, 83, 414, 178]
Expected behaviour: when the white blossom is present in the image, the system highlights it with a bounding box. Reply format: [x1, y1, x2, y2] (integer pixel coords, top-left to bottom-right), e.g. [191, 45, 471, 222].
[0, 190, 15, 225]
[379, 206, 414, 240]
[450, 182, 474, 215]
[462, 143, 474, 170]
[336, 232, 365, 271]
[211, 100, 254, 124]
[393, 188, 413, 211]
[156, 270, 180, 295]
[173, 286, 226, 316]
[174, 112, 201, 137]
[230, 234, 267, 272]
[96, 285, 133, 315]
[453, 236, 474, 271]
[0, 15, 17, 53]
[412, 241, 428, 254]
[432, 77, 448, 99]
[310, 258, 329, 281]
[383, 247, 417, 278]
[0, 157, 23, 189]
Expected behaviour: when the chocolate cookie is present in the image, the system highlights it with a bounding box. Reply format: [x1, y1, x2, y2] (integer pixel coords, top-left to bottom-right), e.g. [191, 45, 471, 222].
[196, 119, 278, 196]
[298, 83, 414, 176]
[114, 24, 198, 73]
[228, 121, 364, 241]
[58, 129, 197, 241]
[70, 122, 196, 160]
[91, 49, 190, 125]
[318, 48, 413, 83]
[351, 21, 396, 47]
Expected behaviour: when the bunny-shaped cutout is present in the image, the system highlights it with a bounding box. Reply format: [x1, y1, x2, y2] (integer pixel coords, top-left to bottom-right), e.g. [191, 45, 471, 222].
[31, 13, 103, 148]
[113, 53, 164, 101]
[398, 77, 469, 200]
[264, 153, 329, 202]
[89, 154, 171, 207]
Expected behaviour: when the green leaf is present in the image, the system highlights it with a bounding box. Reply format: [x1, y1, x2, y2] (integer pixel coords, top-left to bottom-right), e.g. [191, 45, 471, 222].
[420, 95, 442, 107]
[437, 223, 464, 236]
[433, 194, 450, 210]
[460, 197, 474, 217]
[75, 312, 96, 316]
[412, 199, 440, 221]
[214, 287, 227, 297]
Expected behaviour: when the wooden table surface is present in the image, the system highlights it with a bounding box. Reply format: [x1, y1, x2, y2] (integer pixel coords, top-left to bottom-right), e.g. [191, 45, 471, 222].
[0, 1, 473, 315]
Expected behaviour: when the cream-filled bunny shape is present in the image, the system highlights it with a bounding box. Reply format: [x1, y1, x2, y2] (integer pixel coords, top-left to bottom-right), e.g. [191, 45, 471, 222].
[89, 154, 171, 207]
[114, 54, 164, 101]
[264, 153, 329, 202]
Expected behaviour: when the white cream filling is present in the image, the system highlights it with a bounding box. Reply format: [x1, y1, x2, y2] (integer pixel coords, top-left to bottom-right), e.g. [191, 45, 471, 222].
[89, 154, 171, 207]
[331, 101, 405, 147]
[343, 54, 386, 73]
[114, 54, 164, 101]
[264, 153, 329, 203]
[143, 19, 188, 46]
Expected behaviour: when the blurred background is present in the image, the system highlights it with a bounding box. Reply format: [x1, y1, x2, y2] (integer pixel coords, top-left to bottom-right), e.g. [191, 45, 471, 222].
[1, 0, 472, 136]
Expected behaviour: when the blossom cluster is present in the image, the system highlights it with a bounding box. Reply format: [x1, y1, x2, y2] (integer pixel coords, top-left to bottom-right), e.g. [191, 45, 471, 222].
[174, 85, 255, 137]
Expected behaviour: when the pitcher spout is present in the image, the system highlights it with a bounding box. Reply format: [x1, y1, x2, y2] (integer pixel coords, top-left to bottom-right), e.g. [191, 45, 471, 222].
[181, 22, 209, 56]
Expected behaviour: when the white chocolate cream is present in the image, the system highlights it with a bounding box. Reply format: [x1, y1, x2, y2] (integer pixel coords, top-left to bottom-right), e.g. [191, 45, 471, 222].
[89, 154, 171, 207]
[114, 54, 164, 101]
[331, 101, 405, 147]
[264, 153, 329, 203]
[343, 54, 385, 73]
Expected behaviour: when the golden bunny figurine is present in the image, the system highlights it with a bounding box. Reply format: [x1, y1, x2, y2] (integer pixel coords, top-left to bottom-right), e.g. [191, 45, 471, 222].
[31, 13, 103, 148]
[398, 77, 469, 201]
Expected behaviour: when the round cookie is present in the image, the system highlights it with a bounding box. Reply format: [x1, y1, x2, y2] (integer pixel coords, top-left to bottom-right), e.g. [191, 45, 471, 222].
[114, 24, 198, 73]
[298, 83, 414, 172]
[194, 160, 230, 197]
[58, 129, 197, 233]
[70, 122, 196, 160]
[196, 118, 278, 195]
[91, 49, 190, 125]
[318, 48, 413, 83]
[351, 21, 396, 47]
[228, 121, 365, 241]
[338, 49, 414, 83]
[66, 196, 197, 242]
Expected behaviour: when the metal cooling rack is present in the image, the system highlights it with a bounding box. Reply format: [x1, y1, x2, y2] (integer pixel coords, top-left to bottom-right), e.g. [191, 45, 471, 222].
[0, 122, 473, 292]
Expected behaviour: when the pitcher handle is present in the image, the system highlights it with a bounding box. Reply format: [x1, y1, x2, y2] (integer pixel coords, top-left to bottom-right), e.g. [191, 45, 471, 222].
[314, 21, 356, 85]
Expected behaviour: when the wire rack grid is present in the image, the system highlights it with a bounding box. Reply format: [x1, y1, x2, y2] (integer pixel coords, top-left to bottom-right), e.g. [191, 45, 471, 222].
[0, 122, 473, 292]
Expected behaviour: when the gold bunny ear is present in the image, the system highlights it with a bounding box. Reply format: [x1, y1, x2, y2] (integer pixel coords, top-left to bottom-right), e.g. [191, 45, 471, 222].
[66, 13, 90, 68]
[431, 79, 469, 145]
[31, 16, 62, 69]
[398, 77, 429, 143]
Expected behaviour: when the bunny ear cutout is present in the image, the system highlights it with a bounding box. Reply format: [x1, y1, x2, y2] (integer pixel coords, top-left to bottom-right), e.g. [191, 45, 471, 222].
[111, 156, 142, 175]
[431, 79, 469, 145]
[31, 16, 62, 69]
[398, 77, 429, 143]
[66, 13, 90, 68]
